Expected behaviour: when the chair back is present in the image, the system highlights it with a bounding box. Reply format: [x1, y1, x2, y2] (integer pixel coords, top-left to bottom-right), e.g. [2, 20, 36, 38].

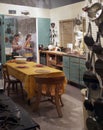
[2, 64, 10, 81]
[35, 76, 65, 96]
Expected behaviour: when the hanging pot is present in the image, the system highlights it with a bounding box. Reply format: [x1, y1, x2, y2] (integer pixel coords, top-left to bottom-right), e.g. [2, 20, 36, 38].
[83, 71, 99, 88]
[92, 32, 103, 55]
[85, 52, 93, 70]
[83, 51, 99, 90]
[83, 87, 94, 112]
[94, 98, 103, 120]
[95, 59, 103, 79]
[84, 99, 94, 111]
[86, 116, 98, 130]
[84, 22, 95, 48]
[99, 21, 103, 37]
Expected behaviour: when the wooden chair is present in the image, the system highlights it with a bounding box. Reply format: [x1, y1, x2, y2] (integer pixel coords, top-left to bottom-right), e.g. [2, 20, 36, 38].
[2, 64, 24, 98]
[34, 76, 65, 117]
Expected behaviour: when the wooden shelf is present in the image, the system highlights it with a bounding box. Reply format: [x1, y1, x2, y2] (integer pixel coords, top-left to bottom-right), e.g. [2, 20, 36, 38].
[39, 51, 63, 70]
[56, 64, 63, 68]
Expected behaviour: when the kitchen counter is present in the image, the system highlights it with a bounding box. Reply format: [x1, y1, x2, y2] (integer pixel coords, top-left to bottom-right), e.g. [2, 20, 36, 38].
[39, 50, 86, 86]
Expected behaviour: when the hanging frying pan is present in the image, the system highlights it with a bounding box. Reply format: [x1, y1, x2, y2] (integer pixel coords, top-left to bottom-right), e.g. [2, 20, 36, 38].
[85, 51, 93, 70]
[84, 22, 95, 49]
[83, 52, 100, 90]
[99, 21, 103, 37]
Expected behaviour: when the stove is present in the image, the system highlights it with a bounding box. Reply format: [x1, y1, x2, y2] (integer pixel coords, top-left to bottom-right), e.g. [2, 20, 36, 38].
[0, 90, 40, 130]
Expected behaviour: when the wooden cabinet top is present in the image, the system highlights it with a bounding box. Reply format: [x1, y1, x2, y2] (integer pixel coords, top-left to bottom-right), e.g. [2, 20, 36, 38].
[39, 50, 86, 59]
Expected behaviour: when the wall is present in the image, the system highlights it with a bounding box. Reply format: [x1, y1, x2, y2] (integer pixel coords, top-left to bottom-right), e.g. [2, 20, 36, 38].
[0, 3, 50, 18]
[50, 1, 85, 44]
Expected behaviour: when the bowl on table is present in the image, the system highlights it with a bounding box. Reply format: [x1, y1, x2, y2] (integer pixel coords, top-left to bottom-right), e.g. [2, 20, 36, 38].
[15, 58, 27, 64]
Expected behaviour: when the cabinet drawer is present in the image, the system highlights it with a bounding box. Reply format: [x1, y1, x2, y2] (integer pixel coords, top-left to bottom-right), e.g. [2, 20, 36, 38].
[63, 56, 69, 67]
[80, 58, 86, 65]
[70, 56, 79, 63]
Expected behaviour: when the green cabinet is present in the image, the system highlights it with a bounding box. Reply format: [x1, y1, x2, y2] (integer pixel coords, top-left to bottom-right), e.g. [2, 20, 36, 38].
[79, 58, 86, 86]
[69, 56, 79, 84]
[63, 56, 70, 80]
[37, 18, 50, 47]
[63, 55, 86, 86]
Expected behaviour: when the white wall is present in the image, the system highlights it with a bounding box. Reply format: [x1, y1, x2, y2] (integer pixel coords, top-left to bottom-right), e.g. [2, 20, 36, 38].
[0, 3, 50, 18]
[50, 1, 85, 44]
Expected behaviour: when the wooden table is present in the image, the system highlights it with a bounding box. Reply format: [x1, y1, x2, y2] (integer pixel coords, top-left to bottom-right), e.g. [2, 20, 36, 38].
[6, 61, 67, 100]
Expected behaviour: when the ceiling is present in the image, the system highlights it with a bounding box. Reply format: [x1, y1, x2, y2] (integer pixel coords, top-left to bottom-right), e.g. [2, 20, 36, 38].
[0, 0, 84, 9]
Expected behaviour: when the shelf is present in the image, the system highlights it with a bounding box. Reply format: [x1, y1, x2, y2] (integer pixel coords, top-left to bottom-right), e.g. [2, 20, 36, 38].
[39, 51, 63, 70]
[56, 64, 63, 68]
[48, 60, 56, 65]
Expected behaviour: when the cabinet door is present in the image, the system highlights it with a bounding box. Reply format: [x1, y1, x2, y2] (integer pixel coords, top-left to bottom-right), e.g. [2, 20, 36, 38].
[63, 56, 69, 67]
[70, 58, 79, 84]
[38, 18, 50, 47]
[63, 56, 70, 80]
[80, 59, 86, 86]
[70, 63, 79, 84]
[63, 67, 69, 80]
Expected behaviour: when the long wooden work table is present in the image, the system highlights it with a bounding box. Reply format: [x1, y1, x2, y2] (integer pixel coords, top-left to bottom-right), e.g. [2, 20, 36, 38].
[6, 61, 67, 100]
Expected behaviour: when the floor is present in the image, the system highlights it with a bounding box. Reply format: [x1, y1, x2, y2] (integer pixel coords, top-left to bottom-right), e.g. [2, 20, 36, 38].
[0, 79, 85, 130]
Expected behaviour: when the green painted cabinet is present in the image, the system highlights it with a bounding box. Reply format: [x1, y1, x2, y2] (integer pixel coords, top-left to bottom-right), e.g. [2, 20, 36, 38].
[63, 55, 86, 86]
[37, 18, 50, 47]
[63, 56, 70, 80]
[79, 58, 86, 86]
[69, 56, 79, 84]
[0, 15, 6, 64]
